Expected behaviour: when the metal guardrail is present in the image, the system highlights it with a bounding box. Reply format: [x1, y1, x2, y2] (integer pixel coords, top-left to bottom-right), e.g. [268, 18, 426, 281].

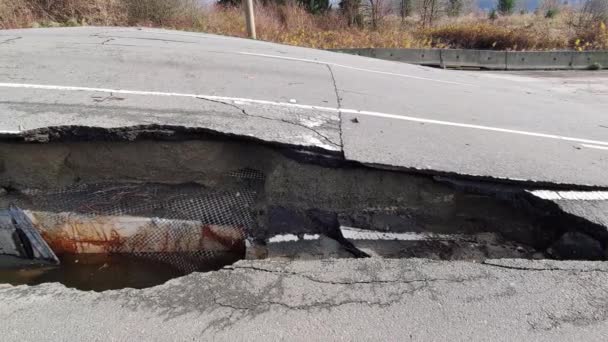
[331, 48, 608, 70]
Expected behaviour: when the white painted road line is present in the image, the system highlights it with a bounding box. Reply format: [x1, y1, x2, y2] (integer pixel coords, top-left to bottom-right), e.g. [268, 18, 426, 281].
[581, 143, 608, 151]
[268, 228, 463, 243]
[340, 226, 459, 241]
[0, 82, 338, 112]
[267, 234, 321, 243]
[2, 82, 608, 148]
[529, 190, 608, 201]
[343, 109, 608, 147]
[237, 52, 473, 86]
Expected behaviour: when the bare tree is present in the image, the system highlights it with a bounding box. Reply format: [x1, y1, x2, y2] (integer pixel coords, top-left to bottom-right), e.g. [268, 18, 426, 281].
[446, 0, 463, 16]
[362, 0, 392, 29]
[340, 0, 363, 26]
[400, 0, 413, 20]
[420, 0, 440, 27]
[578, 0, 608, 26]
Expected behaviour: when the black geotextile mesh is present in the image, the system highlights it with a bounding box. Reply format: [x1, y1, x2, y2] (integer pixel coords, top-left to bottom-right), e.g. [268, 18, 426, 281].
[18, 169, 265, 273]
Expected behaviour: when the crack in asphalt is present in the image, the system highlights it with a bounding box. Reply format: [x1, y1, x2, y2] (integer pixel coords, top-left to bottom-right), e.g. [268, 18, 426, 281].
[230, 264, 469, 286]
[481, 260, 608, 273]
[91, 34, 197, 44]
[91, 92, 125, 102]
[212, 265, 485, 312]
[0, 37, 22, 45]
[214, 291, 420, 311]
[212, 282, 428, 312]
[196, 97, 341, 148]
[326, 64, 344, 149]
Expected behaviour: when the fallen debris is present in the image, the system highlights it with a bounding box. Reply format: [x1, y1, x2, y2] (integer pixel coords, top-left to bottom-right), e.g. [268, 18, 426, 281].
[548, 232, 605, 260]
[0, 207, 59, 267]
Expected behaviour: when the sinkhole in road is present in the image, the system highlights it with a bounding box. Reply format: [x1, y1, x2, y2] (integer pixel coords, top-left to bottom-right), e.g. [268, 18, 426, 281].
[0, 129, 606, 291]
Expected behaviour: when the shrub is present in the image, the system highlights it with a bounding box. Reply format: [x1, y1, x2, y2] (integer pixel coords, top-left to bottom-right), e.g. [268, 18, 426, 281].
[497, 0, 515, 15]
[299, 0, 330, 14]
[573, 21, 608, 50]
[489, 9, 498, 20]
[446, 0, 463, 17]
[123, 0, 195, 26]
[1, 0, 127, 27]
[588, 62, 603, 70]
[421, 21, 564, 50]
[545, 8, 558, 18]
[0, 1, 35, 28]
[579, 0, 608, 26]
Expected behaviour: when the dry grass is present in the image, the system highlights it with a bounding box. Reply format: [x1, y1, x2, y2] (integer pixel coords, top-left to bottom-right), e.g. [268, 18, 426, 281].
[198, 5, 419, 49]
[421, 19, 569, 50]
[423, 11, 608, 50]
[0, 0, 127, 28]
[1, 0, 606, 50]
[575, 21, 608, 50]
[0, 0, 35, 28]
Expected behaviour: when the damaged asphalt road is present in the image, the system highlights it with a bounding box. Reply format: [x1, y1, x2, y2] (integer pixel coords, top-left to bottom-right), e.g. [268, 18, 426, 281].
[0, 88, 342, 151]
[2, 27, 607, 241]
[1, 27, 608, 186]
[2, 258, 608, 341]
[2, 27, 608, 341]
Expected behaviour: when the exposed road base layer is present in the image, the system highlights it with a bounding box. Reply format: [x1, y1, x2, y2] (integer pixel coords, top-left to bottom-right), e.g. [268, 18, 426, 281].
[2, 132, 607, 265]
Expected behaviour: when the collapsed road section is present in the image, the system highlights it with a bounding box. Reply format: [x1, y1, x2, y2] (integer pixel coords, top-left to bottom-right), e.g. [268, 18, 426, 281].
[1, 126, 607, 291]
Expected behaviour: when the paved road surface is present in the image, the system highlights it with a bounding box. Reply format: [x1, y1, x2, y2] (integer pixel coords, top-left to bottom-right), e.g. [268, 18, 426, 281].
[2, 29, 608, 341]
[2, 258, 608, 341]
[1, 27, 607, 186]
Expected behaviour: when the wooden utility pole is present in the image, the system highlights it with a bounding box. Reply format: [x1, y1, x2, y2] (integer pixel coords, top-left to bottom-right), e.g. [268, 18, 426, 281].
[244, 0, 257, 39]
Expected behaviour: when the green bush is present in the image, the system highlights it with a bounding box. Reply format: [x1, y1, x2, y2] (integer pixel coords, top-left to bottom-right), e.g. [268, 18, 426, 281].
[588, 62, 603, 70]
[497, 0, 515, 15]
[489, 9, 498, 20]
[300, 0, 330, 14]
[545, 8, 558, 18]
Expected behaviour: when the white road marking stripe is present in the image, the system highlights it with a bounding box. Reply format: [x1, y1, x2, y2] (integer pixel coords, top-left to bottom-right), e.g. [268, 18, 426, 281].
[2, 82, 608, 148]
[267, 234, 321, 243]
[341, 226, 459, 241]
[581, 143, 608, 151]
[530, 190, 562, 200]
[341, 108, 608, 147]
[237, 52, 473, 86]
[0, 82, 338, 112]
[529, 190, 608, 201]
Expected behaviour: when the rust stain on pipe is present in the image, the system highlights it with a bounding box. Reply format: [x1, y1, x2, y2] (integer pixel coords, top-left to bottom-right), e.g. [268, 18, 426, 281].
[24, 211, 245, 256]
[39, 229, 124, 255]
